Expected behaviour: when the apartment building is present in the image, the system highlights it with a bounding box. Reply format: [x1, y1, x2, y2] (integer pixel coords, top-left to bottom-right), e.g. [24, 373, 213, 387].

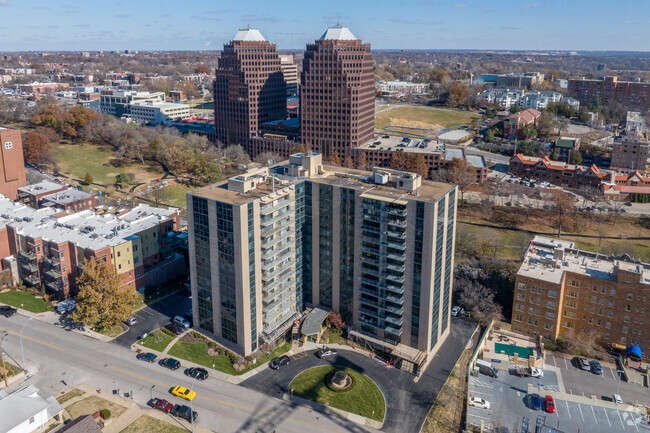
[17, 180, 96, 211]
[554, 137, 581, 163]
[213, 28, 287, 145]
[280, 55, 299, 97]
[300, 25, 375, 157]
[0, 126, 27, 200]
[0, 199, 182, 299]
[503, 108, 541, 139]
[99, 90, 165, 118]
[568, 76, 650, 112]
[377, 81, 430, 96]
[187, 153, 457, 371]
[611, 132, 650, 173]
[512, 236, 649, 350]
[479, 72, 544, 89]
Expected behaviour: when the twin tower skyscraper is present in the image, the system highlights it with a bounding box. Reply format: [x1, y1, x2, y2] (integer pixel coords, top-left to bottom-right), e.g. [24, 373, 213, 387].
[213, 25, 375, 159]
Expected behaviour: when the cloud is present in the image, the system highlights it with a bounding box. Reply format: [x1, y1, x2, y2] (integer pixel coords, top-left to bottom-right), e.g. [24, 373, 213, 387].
[205, 8, 234, 14]
[241, 14, 280, 23]
[453, 3, 468, 8]
[389, 18, 443, 25]
[323, 13, 342, 20]
[520, 3, 539, 9]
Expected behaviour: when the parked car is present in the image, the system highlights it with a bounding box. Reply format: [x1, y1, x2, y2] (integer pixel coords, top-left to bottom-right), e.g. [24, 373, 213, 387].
[56, 299, 76, 315]
[185, 367, 209, 381]
[171, 404, 198, 422]
[531, 394, 543, 411]
[270, 355, 290, 370]
[166, 323, 184, 335]
[126, 316, 137, 326]
[613, 394, 623, 404]
[468, 397, 490, 410]
[136, 352, 158, 363]
[171, 386, 196, 401]
[0, 306, 17, 317]
[578, 356, 590, 371]
[316, 347, 337, 358]
[590, 360, 603, 375]
[159, 358, 181, 371]
[173, 315, 191, 329]
[451, 306, 462, 317]
[149, 398, 173, 413]
[545, 395, 555, 413]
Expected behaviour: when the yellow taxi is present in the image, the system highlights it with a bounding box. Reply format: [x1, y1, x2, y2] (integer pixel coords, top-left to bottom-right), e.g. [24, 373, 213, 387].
[171, 386, 196, 401]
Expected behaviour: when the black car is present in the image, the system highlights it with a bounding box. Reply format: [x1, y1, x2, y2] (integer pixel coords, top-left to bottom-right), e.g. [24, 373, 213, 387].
[316, 347, 337, 358]
[166, 323, 184, 335]
[185, 367, 209, 381]
[159, 358, 181, 370]
[171, 404, 198, 422]
[270, 355, 290, 370]
[136, 352, 158, 363]
[0, 306, 17, 318]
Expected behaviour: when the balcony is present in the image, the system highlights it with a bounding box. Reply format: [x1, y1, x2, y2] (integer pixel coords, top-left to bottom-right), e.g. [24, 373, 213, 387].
[359, 286, 379, 297]
[386, 274, 405, 284]
[386, 207, 407, 217]
[360, 265, 381, 278]
[361, 277, 379, 287]
[45, 280, 63, 292]
[22, 274, 40, 287]
[19, 262, 37, 274]
[384, 316, 403, 327]
[45, 269, 61, 280]
[384, 325, 403, 336]
[359, 307, 383, 319]
[384, 305, 403, 315]
[43, 256, 61, 269]
[19, 251, 36, 262]
[387, 230, 406, 240]
[387, 219, 407, 228]
[386, 253, 405, 262]
[386, 241, 406, 251]
[384, 285, 405, 295]
[386, 264, 405, 274]
[385, 295, 403, 305]
[360, 296, 379, 308]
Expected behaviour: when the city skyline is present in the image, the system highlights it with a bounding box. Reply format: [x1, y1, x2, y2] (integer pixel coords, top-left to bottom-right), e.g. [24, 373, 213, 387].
[1, 0, 650, 52]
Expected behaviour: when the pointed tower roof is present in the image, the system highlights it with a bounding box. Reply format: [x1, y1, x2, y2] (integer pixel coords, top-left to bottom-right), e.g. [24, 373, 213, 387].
[319, 24, 357, 41]
[233, 27, 266, 42]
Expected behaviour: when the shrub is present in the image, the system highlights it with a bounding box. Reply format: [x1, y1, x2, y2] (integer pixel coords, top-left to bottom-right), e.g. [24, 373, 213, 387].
[226, 351, 237, 364]
[99, 409, 111, 419]
[160, 327, 176, 337]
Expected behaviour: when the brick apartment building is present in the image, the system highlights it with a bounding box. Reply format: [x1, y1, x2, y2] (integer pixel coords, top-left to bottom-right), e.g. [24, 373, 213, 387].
[512, 236, 649, 350]
[0, 200, 183, 299]
[213, 28, 287, 146]
[300, 25, 374, 157]
[611, 132, 650, 173]
[568, 76, 650, 112]
[554, 137, 580, 163]
[0, 126, 27, 200]
[503, 108, 541, 139]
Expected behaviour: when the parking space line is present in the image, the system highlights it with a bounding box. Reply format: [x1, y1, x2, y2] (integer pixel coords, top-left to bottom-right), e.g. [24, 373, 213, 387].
[618, 410, 626, 429]
[552, 355, 557, 368]
[591, 405, 598, 424]
[631, 412, 640, 432]
[563, 357, 568, 369]
[565, 402, 571, 420]
[603, 407, 612, 427]
[578, 403, 585, 422]
[609, 367, 616, 380]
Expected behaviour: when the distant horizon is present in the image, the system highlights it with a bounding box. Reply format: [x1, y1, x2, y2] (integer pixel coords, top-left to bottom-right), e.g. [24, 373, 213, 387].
[1, 0, 649, 52]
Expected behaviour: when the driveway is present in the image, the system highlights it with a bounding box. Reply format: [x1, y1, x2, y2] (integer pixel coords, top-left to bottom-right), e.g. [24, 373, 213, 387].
[241, 318, 478, 433]
[113, 291, 191, 348]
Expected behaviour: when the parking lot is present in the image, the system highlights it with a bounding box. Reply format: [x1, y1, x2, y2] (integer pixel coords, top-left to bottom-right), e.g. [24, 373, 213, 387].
[113, 291, 191, 347]
[547, 353, 650, 406]
[467, 362, 650, 433]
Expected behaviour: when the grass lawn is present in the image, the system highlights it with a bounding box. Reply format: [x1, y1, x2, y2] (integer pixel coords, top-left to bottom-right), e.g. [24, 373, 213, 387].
[374, 106, 479, 131]
[1, 362, 22, 379]
[56, 389, 85, 405]
[168, 340, 291, 376]
[96, 324, 126, 338]
[0, 290, 48, 313]
[161, 183, 193, 209]
[65, 395, 127, 420]
[138, 330, 175, 353]
[119, 416, 188, 433]
[52, 142, 164, 190]
[289, 366, 385, 421]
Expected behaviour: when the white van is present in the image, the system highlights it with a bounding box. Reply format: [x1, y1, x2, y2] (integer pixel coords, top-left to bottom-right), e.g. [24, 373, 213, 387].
[174, 315, 191, 329]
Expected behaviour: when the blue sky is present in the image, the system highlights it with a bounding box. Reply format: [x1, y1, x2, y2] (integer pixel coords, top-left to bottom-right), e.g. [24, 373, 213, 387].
[1, 0, 649, 51]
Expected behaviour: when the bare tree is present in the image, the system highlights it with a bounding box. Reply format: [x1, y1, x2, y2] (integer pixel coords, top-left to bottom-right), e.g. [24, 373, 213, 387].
[447, 158, 476, 200]
[548, 189, 575, 237]
[457, 277, 503, 326]
[253, 152, 284, 167]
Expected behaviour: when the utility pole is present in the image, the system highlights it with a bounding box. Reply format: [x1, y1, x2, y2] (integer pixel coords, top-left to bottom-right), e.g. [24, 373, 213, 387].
[19, 317, 34, 372]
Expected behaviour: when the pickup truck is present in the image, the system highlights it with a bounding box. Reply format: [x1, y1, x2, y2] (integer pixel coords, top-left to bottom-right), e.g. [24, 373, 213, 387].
[171, 404, 198, 422]
[149, 398, 173, 413]
[513, 366, 543, 378]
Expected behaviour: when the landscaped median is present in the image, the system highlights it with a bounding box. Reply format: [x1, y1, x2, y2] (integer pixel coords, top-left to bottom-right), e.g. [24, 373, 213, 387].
[138, 329, 176, 353]
[289, 366, 386, 422]
[166, 331, 291, 376]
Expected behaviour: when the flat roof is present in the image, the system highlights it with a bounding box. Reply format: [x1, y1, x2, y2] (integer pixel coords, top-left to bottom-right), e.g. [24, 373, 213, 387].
[17, 180, 67, 196]
[191, 163, 454, 205]
[0, 198, 178, 251]
[518, 235, 650, 285]
[42, 189, 95, 205]
[301, 307, 330, 336]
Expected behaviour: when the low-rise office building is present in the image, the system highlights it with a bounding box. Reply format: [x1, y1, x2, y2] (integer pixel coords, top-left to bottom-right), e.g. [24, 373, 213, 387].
[512, 236, 649, 350]
[128, 100, 191, 125]
[17, 181, 97, 212]
[188, 153, 457, 372]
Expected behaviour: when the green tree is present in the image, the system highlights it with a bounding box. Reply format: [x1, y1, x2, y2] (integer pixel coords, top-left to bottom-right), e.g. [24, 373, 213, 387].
[484, 129, 495, 142]
[510, 104, 522, 114]
[83, 172, 94, 185]
[71, 257, 137, 329]
[115, 173, 132, 189]
[569, 151, 583, 165]
[522, 123, 538, 139]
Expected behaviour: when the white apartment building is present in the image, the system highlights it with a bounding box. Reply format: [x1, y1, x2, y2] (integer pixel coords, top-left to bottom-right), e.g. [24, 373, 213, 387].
[129, 101, 191, 125]
[377, 81, 430, 95]
[99, 90, 165, 117]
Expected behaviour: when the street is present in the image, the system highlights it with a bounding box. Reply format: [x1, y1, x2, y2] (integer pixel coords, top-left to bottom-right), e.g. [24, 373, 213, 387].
[0, 314, 377, 433]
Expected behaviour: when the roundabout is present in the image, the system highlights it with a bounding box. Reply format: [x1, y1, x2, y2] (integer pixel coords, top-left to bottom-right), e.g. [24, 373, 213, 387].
[289, 366, 385, 422]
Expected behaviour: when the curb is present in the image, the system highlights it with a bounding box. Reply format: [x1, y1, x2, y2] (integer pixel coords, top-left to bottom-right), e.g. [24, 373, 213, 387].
[283, 392, 384, 429]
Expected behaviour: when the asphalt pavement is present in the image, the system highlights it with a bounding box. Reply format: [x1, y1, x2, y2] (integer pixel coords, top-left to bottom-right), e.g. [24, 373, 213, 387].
[242, 318, 478, 433]
[0, 313, 373, 433]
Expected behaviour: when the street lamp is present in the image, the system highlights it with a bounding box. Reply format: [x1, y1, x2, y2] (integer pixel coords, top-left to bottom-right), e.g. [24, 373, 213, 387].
[19, 317, 34, 372]
[0, 333, 9, 387]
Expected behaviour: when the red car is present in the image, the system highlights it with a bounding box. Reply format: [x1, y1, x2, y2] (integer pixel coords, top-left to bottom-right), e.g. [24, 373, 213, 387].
[149, 398, 173, 413]
[545, 395, 555, 413]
